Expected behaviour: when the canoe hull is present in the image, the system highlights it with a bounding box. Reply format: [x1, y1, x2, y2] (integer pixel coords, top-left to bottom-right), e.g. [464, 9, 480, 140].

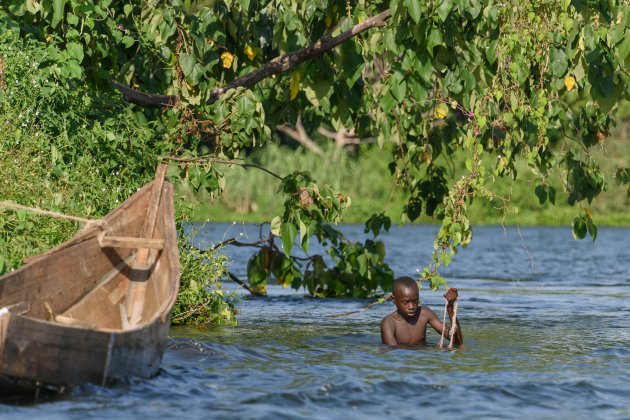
[0, 175, 180, 392]
[0, 312, 171, 387]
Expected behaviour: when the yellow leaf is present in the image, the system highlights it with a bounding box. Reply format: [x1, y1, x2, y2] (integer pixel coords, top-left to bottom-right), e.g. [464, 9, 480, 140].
[564, 75, 576, 92]
[325, 16, 332, 27]
[244, 45, 255, 61]
[220, 51, 234, 69]
[290, 71, 300, 100]
[434, 103, 449, 119]
[584, 207, 592, 218]
[45, 35, 53, 43]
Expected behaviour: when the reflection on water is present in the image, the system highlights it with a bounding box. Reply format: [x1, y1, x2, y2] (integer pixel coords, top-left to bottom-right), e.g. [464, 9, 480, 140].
[2, 226, 629, 419]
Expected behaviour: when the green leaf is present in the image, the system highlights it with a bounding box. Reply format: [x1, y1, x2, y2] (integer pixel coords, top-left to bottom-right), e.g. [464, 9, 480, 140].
[389, 73, 407, 104]
[436, 0, 453, 22]
[477, 115, 487, 129]
[405, 0, 423, 23]
[426, 27, 443, 56]
[299, 219, 309, 252]
[416, 53, 433, 83]
[124, 4, 133, 16]
[239, 0, 250, 12]
[269, 216, 282, 236]
[404, 197, 422, 221]
[122, 36, 135, 48]
[486, 39, 498, 65]
[535, 185, 547, 205]
[280, 222, 297, 257]
[586, 218, 597, 242]
[617, 30, 630, 62]
[52, 0, 67, 28]
[179, 53, 195, 77]
[64, 61, 82, 78]
[572, 216, 587, 239]
[67, 13, 78, 26]
[357, 254, 368, 276]
[66, 42, 84, 62]
[550, 47, 568, 76]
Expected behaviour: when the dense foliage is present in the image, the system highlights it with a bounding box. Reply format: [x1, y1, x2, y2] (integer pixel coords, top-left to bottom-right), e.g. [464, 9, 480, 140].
[0, 35, 236, 324]
[2, 0, 629, 300]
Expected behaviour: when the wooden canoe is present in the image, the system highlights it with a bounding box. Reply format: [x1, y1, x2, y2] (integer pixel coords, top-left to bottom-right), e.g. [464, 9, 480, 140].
[0, 166, 180, 393]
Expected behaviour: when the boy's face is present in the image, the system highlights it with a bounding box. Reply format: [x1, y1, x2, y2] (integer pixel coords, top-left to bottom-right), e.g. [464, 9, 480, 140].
[393, 285, 419, 319]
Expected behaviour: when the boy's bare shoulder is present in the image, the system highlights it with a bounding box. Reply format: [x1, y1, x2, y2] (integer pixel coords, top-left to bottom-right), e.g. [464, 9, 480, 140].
[419, 305, 437, 318]
[380, 311, 397, 326]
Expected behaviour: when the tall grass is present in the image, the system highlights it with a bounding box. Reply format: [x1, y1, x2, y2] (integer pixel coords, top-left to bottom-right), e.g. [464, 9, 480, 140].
[194, 124, 630, 227]
[192, 142, 410, 223]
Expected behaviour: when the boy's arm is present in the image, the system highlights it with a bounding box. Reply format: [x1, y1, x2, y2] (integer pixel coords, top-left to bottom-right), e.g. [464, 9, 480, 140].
[380, 316, 397, 345]
[446, 304, 463, 346]
[445, 288, 463, 346]
[427, 289, 463, 346]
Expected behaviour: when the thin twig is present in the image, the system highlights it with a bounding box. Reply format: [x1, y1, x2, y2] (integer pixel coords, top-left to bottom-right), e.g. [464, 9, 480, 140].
[211, 236, 271, 251]
[327, 293, 392, 318]
[164, 156, 284, 180]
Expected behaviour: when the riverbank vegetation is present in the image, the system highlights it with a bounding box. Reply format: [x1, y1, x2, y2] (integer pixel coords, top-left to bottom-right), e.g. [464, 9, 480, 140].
[0, 35, 236, 325]
[192, 127, 630, 226]
[1, 1, 629, 312]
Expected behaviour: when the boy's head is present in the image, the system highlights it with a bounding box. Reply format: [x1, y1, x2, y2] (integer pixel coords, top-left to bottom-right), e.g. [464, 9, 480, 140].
[392, 276, 419, 319]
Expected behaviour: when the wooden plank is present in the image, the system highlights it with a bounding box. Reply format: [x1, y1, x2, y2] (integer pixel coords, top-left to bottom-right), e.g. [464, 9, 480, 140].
[126, 164, 167, 326]
[99, 236, 164, 250]
[0, 302, 30, 316]
[54, 315, 98, 329]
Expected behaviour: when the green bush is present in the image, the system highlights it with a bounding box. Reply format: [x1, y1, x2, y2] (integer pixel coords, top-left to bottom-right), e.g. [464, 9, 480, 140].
[0, 36, 235, 325]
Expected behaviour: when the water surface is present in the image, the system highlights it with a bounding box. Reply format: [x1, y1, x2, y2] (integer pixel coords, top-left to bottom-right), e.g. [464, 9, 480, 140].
[3, 225, 629, 419]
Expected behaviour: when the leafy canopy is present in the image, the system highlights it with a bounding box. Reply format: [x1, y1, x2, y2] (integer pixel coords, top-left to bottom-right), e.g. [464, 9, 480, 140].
[2, 0, 630, 295]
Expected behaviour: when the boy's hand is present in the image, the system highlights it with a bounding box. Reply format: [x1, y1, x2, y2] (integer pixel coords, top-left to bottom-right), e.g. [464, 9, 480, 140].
[444, 287, 458, 304]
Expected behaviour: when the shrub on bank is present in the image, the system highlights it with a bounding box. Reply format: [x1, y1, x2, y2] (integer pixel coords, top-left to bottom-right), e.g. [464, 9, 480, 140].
[0, 36, 235, 325]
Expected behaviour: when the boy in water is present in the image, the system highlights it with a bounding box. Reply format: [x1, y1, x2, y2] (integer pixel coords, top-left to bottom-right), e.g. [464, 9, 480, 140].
[380, 276, 463, 347]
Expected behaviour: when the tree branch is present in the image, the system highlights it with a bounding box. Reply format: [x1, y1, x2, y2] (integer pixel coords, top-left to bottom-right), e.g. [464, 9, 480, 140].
[111, 80, 178, 108]
[112, 10, 391, 107]
[277, 115, 325, 156]
[163, 156, 284, 180]
[206, 10, 392, 104]
[227, 271, 264, 296]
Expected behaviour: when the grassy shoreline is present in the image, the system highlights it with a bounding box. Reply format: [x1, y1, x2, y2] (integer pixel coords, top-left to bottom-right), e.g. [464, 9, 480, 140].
[190, 140, 630, 227]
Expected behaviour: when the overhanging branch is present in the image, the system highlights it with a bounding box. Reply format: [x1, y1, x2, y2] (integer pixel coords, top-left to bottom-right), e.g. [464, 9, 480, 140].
[112, 10, 392, 108]
[111, 80, 178, 108]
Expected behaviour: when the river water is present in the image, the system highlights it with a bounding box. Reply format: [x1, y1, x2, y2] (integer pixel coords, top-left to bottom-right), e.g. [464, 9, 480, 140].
[3, 225, 629, 419]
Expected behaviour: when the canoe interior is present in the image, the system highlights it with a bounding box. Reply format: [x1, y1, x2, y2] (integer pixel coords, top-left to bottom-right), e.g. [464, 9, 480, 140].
[0, 180, 178, 330]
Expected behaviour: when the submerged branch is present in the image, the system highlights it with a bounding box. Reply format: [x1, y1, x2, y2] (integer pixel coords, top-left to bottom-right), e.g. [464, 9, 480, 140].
[327, 293, 392, 318]
[227, 271, 264, 296]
